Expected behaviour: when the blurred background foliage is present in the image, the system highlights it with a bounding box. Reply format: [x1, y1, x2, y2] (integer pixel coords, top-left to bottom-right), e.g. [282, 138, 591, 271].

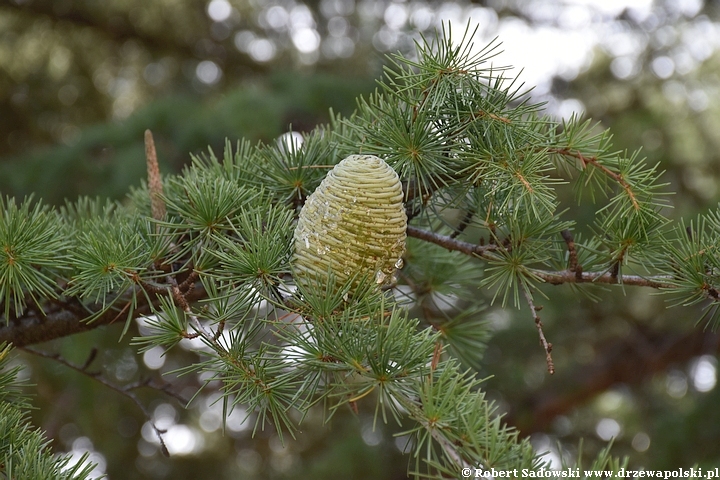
[2, 0, 720, 478]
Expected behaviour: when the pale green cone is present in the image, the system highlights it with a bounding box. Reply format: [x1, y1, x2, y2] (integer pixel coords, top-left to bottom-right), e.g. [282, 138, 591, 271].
[292, 154, 407, 293]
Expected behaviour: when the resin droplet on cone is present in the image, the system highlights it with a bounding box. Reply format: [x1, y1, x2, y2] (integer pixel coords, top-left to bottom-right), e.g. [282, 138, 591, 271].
[292, 154, 407, 293]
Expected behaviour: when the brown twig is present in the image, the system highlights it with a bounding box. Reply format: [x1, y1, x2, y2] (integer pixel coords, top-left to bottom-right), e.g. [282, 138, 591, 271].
[167, 275, 217, 346]
[532, 268, 674, 288]
[426, 422, 474, 472]
[476, 110, 511, 124]
[178, 270, 200, 293]
[521, 284, 555, 375]
[286, 165, 335, 170]
[21, 347, 172, 456]
[407, 226, 498, 258]
[408, 226, 675, 289]
[125, 377, 191, 406]
[550, 147, 640, 211]
[515, 171, 534, 193]
[396, 393, 482, 476]
[79, 347, 98, 370]
[450, 207, 476, 239]
[560, 229, 580, 279]
[430, 341, 442, 371]
[106, 299, 134, 325]
[508, 328, 720, 434]
[138, 279, 170, 295]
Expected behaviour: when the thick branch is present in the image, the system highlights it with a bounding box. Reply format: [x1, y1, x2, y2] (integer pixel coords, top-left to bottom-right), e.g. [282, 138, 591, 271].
[532, 269, 674, 289]
[0, 309, 126, 348]
[0, 285, 206, 348]
[508, 328, 720, 434]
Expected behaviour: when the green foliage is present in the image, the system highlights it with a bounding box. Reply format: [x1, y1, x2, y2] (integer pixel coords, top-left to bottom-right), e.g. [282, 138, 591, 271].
[0, 196, 68, 320]
[162, 168, 265, 241]
[250, 129, 342, 207]
[569, 441, 628, 480]
[130, 295, 189, 353]
[438, 308, 491, 372]
[662, 213, 720, 326]
[400, 360, 543, 476]
[207, 205, 295, 293]
[0, 344, 97, 479]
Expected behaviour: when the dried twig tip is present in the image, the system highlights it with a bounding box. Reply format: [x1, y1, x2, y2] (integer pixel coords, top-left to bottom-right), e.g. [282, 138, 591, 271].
[522, 285, 556, 375]
[144, 129, 166, 221]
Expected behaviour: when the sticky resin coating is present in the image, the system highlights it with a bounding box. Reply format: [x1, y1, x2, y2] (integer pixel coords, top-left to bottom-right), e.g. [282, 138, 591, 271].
[292, 154, 407, 293]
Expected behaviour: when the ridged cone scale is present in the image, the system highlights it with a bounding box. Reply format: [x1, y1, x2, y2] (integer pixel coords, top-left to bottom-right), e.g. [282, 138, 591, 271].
[292, 154, 407, 293]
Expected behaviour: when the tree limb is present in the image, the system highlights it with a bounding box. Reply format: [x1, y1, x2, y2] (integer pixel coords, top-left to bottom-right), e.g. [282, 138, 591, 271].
[507, 327, 720, 434]
[549, 147, 640, 211]
[0, 309, 123, 349]
[0, 285, 206, 348]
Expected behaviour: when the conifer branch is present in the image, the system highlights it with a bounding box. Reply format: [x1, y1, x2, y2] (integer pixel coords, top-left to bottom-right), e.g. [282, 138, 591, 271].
[124, 377, 191, 406]
[407, 226, 498, 257]
[532, 269, 674, 288]
[3, 26, 717, 475]
[549, 147, 640, 211]
[167, 276, 216, 345]
[424, 418, 474, 471]
[0, 284, 207, 348]
[395, 389, 478, 474]
[0, 309, 120, 348]
[476, 109, 512, 124]
[408, 226, 675, 289]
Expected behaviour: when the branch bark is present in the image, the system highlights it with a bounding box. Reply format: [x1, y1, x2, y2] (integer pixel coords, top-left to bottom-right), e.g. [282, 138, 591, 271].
[506, 327, 720, 434]
[407, 225, 675, 289]
[0, 308, 122, 348]
[0, 285, 206, 348]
